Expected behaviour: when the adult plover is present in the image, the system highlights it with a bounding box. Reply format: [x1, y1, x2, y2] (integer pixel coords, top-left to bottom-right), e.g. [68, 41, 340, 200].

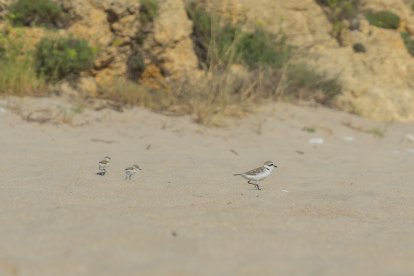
[125, 164, 141, 180]
[97, 156, 111, 175]
[234, 161, 277, 190]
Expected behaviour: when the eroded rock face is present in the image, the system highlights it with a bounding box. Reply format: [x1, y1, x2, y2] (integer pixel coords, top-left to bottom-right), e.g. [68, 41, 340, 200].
[61, 0, 199, 86]
[142, 0, 200, 81]
[329, 18, 414, 121]
[60, 0, 141, 85]
[310, 0, 414, 121]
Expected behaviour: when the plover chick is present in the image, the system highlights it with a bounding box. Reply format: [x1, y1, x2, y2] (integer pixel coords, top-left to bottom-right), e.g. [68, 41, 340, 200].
[234, 161, 277, 190]
[125, 164, 141, 180]
[97, 156, 111, 175]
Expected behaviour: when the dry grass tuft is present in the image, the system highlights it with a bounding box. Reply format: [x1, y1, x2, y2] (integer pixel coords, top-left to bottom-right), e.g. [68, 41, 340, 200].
[100, 67, 282, 126]
[0, 25, 46, 96]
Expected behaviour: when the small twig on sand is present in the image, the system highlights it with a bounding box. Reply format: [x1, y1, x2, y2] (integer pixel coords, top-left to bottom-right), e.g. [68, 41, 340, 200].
[90, 138, 117, 144]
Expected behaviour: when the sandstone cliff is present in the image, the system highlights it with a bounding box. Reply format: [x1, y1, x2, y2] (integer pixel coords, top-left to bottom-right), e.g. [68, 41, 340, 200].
[1, 0, 414, 121]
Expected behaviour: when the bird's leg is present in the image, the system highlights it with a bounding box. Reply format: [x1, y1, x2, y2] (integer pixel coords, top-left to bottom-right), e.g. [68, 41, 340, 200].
[247, 180, 258, 189]
[255, 181, 261, 190]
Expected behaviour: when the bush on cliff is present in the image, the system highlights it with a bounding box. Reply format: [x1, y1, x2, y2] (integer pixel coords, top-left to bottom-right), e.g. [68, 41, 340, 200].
[139, 0, 160, 25]
[364, 10, 400, 29]
[9, 0, 68, 28]
[186, 2, 291, 70]
[401, 32, 414, 57]
[35, 36, 95, 82]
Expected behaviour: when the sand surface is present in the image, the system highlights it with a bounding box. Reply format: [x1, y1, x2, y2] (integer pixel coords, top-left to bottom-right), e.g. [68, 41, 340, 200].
[1, 100, 414, 275]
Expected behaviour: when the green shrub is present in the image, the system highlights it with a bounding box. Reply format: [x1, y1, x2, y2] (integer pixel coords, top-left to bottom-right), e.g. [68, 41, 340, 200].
[186, 3, 291, 70]
[9, 0, 67, 28]
[186, 3, 219, 64]
[353, 42, 366, 53]
[284, 63, 342, 105]
[238, 29, 291, 69]
[139, 0, 159, 25]
[35, 36, 95, 82]
[401, 32, 414, 57]
[187, 3, 241, 67]
[365, 10, 400, 29]
[127, 49, 146, 80]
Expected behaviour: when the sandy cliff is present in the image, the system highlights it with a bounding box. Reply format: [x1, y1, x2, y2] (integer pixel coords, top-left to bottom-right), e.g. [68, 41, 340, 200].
[1, 0, 414, 121]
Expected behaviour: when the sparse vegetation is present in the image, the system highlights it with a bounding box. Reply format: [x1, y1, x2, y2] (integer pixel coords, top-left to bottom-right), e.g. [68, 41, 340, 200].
[401, 32, 414, 57]
[316, 0, 360, 21]
[185, 69, 282, 125]
[0, 45, 5, 58]
[367, 127, 385, 138]
[186, 2, 291, 70]
[186, 2, 214, 66]
[238, 29, 291, 69]
[127, 49, 146, 80]
[283, 63, 342, 105]
[353, 43, 366, 53]
[100, 79, 167, 109]
[302, 126, 316, 133]
[343, 121, 387, 138]
[101, 69, 282, 126]
[364, 10, 400, 29]
[315, 0, 360, 43]
[0, 29, 46, 96]
[139, 0, 160, 25]
[8, 0, 68, 28]
[34, 36, 95, 82]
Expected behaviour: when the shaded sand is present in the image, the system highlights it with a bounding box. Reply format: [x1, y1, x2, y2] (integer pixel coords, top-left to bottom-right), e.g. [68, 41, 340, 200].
[1, 100, 414, 275]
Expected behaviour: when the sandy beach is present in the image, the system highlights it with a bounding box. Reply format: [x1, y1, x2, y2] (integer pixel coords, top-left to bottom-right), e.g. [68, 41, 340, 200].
[1, 100, 414, 275]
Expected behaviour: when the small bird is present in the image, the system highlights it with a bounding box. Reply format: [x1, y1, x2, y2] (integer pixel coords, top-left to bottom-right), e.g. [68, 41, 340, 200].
[97, 156, 111, 175]
[125, 164, 141, 180]
[234, 161, 277, 190]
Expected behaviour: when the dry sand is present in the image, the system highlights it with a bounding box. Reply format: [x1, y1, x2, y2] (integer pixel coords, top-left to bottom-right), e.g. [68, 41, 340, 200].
[0, 99, 414, 275]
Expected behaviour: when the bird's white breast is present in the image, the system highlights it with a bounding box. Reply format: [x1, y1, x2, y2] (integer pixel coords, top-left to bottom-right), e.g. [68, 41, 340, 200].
[243, 169, 271, 181]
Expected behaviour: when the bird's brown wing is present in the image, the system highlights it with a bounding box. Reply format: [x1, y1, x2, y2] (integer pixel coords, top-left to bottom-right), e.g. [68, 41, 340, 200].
[244, 166, 265, 176]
